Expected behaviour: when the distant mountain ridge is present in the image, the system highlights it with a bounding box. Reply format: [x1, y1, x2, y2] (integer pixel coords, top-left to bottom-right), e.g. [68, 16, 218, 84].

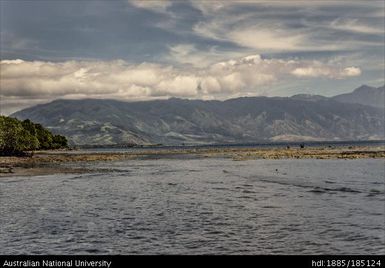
[12, 85, 385, 145]
[332, 85, 384, 108]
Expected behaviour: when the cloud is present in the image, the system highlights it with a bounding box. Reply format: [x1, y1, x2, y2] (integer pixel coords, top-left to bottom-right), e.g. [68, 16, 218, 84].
[166, 44, 211, 67]
[165, 44, 246, 67]
[192, 10, 318, 52]
[226, 29, 305, 51]
[1, 56, 361, 105]
[191, 1, 384, 52]
[329, 18, 384, 34]
[291, 67, 332, 78]
[342, 66, 362, 77]
[129, 0, 171, 13]
[291, 65, 361, 79]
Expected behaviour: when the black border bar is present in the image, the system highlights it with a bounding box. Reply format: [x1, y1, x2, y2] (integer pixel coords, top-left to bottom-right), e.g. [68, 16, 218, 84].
[0, 255, 384, 268]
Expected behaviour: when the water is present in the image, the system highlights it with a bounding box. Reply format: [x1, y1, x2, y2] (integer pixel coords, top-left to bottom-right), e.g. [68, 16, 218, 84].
[0, 158, 384, 254]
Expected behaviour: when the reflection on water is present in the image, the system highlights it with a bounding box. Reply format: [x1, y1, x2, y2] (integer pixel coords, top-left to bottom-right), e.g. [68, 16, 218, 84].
[0, 158, 384, 254]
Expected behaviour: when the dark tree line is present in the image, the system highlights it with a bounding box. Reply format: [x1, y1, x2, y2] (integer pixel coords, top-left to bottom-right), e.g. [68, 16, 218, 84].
[0, 116, 68, 156]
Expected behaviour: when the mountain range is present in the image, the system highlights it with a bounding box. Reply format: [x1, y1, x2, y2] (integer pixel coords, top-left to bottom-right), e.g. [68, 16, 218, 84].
[12, 85, 385, 146]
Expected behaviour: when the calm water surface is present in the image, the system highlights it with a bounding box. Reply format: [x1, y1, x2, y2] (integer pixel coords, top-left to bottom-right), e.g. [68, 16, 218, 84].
[0, 158, 384, 254]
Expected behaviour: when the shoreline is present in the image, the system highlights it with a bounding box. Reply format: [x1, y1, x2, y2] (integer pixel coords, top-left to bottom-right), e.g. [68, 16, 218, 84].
[1, 144, 384, 177]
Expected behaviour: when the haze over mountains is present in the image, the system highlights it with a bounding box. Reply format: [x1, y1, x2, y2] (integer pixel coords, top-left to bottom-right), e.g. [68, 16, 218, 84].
[12, 85, 385, 146]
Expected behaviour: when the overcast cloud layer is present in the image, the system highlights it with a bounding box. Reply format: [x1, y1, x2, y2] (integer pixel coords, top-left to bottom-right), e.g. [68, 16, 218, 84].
[0, 0, 384, 114]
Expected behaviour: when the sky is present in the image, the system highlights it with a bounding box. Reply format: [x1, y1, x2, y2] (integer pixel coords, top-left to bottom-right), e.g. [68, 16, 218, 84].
[0, 0, 384, 115]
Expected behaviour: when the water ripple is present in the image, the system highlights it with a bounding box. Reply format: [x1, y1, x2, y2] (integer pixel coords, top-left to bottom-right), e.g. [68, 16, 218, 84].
[0, 158, 383, 254]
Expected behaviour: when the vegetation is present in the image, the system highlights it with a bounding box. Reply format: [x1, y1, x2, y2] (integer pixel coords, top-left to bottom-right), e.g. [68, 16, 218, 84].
[0, 116, 68, 156]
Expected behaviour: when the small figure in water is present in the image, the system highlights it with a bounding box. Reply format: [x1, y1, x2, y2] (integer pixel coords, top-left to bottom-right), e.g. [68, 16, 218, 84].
[300, 143, 305, 149]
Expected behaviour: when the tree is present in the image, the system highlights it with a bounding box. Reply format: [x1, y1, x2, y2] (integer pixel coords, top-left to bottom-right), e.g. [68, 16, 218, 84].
[34, 123, 54, 149]
[21, 119, 40, 150]
[52, 134, 68, 148]
[0, 116, 68, 155]
[0, 116, 36, 154]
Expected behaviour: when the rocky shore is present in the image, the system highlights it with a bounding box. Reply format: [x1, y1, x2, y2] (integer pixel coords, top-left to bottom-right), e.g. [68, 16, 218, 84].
[1, 145, 384, 177]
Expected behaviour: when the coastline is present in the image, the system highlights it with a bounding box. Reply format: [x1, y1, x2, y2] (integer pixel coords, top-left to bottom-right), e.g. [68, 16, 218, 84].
[1, 144, 384, 177]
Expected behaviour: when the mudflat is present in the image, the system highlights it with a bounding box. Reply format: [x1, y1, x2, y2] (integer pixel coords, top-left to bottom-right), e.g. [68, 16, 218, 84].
[1, 145, 384, 177]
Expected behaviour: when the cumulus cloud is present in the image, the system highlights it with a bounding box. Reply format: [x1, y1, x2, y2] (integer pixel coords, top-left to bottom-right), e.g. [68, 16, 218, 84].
[291, 65, 361, 79]
[291, 67, 331, 78]
[0, 56, 361, 105]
